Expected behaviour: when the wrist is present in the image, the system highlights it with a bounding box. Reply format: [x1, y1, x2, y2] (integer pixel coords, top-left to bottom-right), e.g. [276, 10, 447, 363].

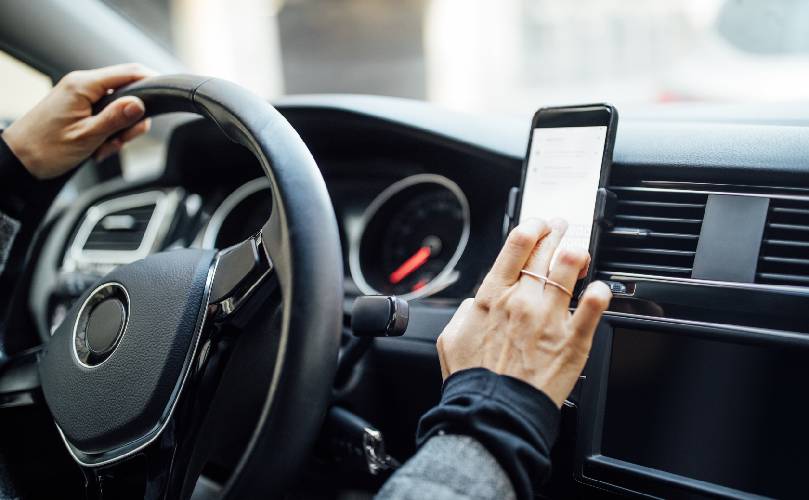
[1, 126, 45, 179]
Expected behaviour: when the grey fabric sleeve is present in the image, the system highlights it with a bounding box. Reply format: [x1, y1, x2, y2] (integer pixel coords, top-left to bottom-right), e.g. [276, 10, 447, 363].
[0, 211, 20, 275]
[375, 434, 516, 500]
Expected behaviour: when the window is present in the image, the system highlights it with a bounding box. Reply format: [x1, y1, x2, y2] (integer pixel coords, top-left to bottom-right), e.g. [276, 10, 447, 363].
[0, 50, 52, 124]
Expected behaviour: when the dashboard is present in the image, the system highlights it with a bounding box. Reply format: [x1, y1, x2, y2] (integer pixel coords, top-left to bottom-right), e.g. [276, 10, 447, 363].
[26, 95, 809, 499]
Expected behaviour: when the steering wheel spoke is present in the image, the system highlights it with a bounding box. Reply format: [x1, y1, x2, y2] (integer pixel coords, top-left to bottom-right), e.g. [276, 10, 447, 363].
[208, 229, 276, 324]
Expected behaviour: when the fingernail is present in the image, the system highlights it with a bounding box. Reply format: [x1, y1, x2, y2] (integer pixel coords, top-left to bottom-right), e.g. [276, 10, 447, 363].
[591, 280, 613, 296]
[123, 101, 144, 119]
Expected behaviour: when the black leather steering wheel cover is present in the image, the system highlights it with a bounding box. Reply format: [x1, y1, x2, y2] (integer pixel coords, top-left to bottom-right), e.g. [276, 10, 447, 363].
[93, 75, 344, 496]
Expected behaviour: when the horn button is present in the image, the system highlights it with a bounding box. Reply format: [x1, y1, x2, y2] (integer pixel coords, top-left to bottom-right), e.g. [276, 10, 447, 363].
[73, 284, 129, 367]
[86, 299, 126, 355]
[39, 249, 217, 461]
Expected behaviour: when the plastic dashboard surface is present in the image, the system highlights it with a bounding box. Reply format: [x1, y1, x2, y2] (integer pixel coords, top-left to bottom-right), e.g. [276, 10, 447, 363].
[28, 96, 809, 499]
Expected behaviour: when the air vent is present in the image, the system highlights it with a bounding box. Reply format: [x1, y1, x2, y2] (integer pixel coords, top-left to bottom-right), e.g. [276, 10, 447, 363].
[756, 196, 809, 286]
[63, 190, 181, 273]
[82, 204, 156, 251]
[597, 186, 707, 278]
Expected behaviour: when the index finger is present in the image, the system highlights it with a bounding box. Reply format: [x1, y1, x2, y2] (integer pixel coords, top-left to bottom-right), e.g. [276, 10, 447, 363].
[479, 219, 549, 292]
[74, 64, 158, 100]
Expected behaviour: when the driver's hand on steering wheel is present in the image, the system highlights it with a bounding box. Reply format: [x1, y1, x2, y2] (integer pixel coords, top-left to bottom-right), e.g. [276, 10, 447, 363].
[436, 218, 613, 408]
[1, 63, 156, 179]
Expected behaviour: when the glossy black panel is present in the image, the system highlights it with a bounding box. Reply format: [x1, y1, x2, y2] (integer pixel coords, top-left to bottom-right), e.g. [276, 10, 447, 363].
[606, 274, 809, 333]
[603, 327, 809, 499]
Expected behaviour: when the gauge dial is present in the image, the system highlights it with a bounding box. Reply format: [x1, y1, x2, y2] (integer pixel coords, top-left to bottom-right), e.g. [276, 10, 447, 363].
[350, 174, 470, 299]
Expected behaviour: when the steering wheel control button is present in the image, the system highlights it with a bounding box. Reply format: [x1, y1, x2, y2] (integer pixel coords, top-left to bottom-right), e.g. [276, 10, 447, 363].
[209, 237, 263, 304]
[72, 283, 130, 367]
[209, 234, 273, 319]
[86, 299, 126, 355]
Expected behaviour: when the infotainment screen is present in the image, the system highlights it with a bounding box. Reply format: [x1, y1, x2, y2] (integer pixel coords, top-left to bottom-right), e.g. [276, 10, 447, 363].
[602, 328, 809, 498]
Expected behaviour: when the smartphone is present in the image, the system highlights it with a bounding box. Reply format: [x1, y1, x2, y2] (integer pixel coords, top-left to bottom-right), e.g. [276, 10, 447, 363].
[513, 104, 618, 287]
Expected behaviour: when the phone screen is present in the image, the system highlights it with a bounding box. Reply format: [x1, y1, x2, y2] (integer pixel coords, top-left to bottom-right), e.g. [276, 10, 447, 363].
[519, 124, 608, 252]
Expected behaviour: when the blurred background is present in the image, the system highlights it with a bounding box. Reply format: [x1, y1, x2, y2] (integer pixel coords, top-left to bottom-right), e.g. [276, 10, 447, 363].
[4, 0, 809, 120]
[108, 0, 809, 112]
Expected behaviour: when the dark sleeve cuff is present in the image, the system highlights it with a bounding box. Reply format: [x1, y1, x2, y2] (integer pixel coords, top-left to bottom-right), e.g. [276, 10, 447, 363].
[416, 368, 560, 500]
[0, 133, 39, 219]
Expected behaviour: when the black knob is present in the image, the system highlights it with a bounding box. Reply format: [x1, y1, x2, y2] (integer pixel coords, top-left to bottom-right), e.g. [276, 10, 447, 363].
[351, 296, 409, 337]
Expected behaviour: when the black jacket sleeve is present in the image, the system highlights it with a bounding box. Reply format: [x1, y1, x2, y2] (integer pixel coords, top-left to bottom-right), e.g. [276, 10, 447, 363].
[416, 368, 560, 500]
[0, 134, 68, 327]
[0, 134, 40, 221]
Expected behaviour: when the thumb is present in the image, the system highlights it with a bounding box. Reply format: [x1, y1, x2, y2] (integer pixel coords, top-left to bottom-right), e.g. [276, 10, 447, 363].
[85, 96, 146, 138]
[570, 281, 612, 350]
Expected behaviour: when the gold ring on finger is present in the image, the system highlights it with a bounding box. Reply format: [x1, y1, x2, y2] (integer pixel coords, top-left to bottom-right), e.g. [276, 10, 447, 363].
[519, 269, 573, 298]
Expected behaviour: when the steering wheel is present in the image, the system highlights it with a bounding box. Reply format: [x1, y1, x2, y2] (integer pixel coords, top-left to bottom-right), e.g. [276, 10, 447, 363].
[34, 75, 343, 499]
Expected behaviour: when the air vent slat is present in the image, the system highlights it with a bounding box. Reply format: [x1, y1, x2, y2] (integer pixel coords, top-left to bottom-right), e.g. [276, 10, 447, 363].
[772, 207, 809, 216]
[617, 200, 706, 210]
[767, 222, 809, 233]
[606, 228, 700, 240]
[762, 239, 809, 248]
[599, 261, 692, 275]
[760, 256, 809, 266]
[614, 215, 702, 224]
[602, 246, 696, 257]
[756, 272, 809, 286]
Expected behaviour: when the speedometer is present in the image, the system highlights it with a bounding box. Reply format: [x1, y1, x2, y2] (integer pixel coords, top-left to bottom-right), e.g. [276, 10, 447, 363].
[350, 174, 470, 300]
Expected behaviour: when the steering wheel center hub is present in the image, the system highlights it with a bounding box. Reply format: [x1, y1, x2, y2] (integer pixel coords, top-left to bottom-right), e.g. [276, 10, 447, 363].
[40, 249, 217, 462]
[73, 283, 130, 366]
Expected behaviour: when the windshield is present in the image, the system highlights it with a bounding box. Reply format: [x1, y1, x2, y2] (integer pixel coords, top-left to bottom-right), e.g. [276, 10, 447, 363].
[105, 0, 809, 114]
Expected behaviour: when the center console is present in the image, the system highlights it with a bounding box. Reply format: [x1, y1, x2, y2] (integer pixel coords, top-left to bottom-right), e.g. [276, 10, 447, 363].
[571, 178, 809, 499]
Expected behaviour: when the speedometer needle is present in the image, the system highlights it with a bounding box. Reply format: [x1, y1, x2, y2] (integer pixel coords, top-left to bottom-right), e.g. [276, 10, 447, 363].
[389, 246, 432, 285]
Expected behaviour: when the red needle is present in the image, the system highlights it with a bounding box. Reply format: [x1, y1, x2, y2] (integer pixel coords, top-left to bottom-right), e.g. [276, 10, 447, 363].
[389, 246, 432, 285]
